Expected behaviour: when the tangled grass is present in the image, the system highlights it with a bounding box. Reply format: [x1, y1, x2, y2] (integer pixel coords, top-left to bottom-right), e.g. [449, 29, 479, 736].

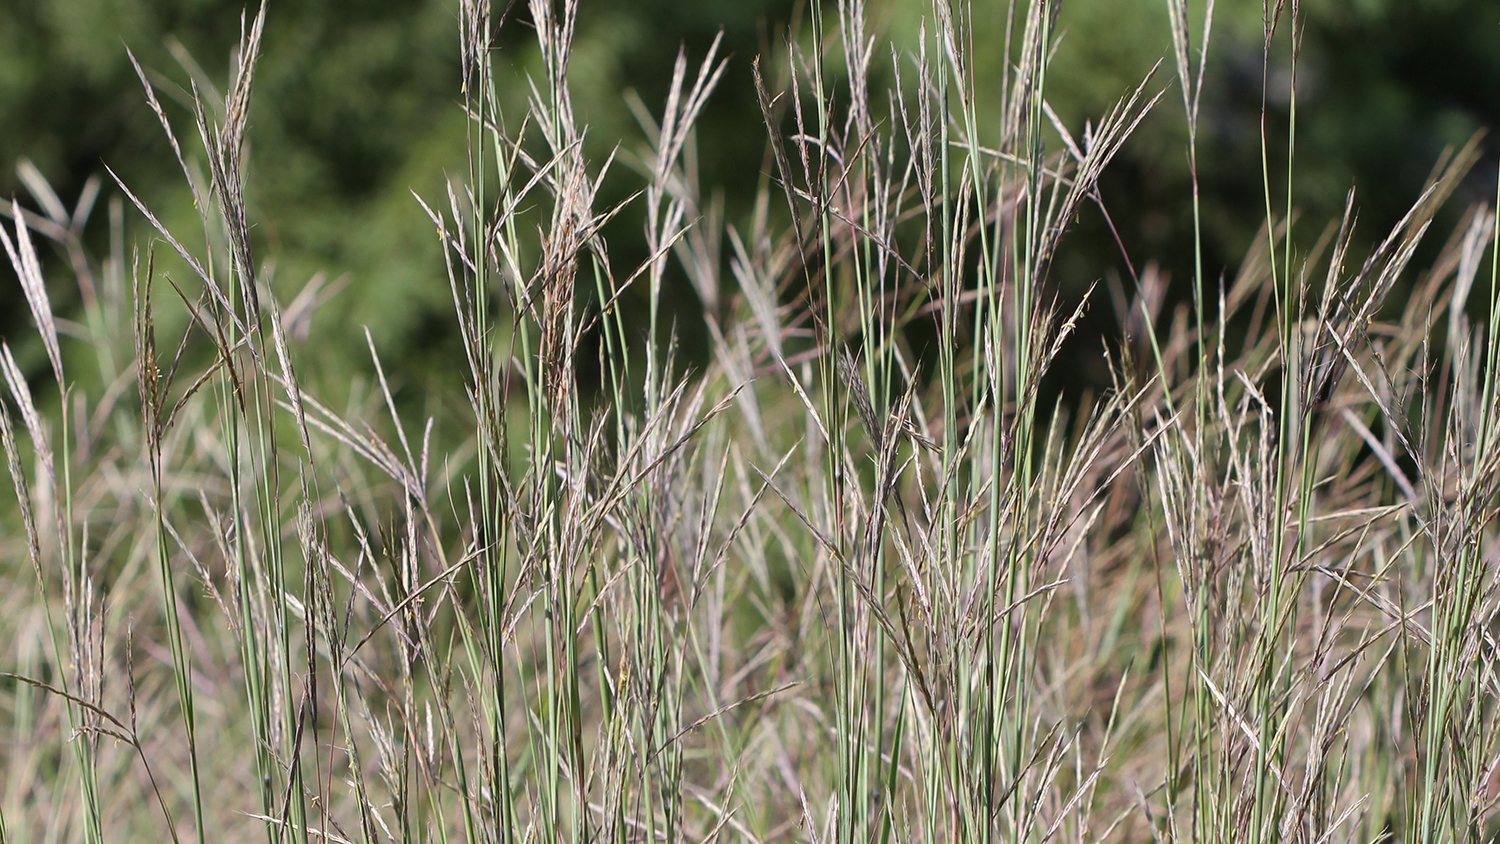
[2, 1, 1499, 842]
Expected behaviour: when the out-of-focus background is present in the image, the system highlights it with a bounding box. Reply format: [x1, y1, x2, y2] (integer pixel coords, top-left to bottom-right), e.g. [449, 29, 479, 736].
[2, 0, 1496, 397]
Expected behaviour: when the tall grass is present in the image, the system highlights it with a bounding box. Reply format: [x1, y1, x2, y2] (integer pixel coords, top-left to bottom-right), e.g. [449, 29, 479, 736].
[2, 0, 1498, 841]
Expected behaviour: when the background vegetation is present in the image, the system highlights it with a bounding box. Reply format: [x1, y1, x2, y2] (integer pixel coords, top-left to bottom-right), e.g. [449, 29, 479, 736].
[4, 0, 1497, 388]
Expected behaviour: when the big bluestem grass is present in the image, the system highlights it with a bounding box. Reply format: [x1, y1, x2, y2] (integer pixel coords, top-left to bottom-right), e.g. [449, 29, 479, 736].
[1, 0, 1498, 842]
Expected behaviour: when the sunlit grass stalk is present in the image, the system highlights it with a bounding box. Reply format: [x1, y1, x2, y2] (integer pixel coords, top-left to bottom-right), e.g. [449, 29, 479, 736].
[133, 250, 207, 844]
[1413, 163, 1500, 837]
[1164, 0, 1216, 839]
[1252, 3, 1302, 841]
[929, 7, 960, 836]
[803, 4, 871, 842]
[460, 1, 521, 836]
[832, 0, 891, 832]
[1, 207, 105, 843]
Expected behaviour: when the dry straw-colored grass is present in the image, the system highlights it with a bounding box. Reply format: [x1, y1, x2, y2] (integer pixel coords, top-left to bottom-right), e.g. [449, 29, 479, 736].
[2, 0, 1499, 842]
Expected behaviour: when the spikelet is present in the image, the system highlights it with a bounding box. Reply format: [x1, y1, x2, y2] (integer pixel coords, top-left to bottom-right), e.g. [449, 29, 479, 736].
[1, 199, 63, 383]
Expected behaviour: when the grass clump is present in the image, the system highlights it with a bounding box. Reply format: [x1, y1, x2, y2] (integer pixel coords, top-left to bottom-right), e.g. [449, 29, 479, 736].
[2, 0, 1499, 842]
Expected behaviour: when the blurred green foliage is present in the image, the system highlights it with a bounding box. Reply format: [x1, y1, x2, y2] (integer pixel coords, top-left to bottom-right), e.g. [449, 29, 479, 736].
[1, 0, 1497, 397]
